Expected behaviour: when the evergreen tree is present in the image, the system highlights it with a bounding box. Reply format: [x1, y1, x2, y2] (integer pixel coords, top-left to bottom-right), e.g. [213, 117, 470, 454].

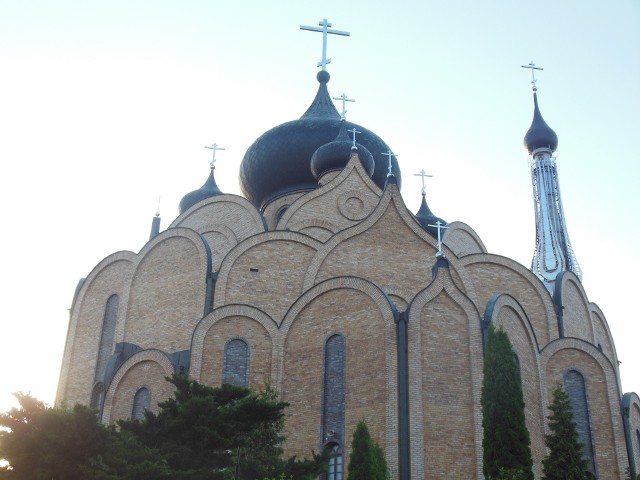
[0, 393, 168, 480]
[542, 385, 588, 480]
[481, 325, 533, 480]
[119, 374, 324, 479]
[347, 420, 388, 480]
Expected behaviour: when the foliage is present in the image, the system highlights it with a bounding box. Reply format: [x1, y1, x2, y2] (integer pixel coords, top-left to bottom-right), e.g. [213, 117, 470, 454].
[0, 393, 167, 480]
[119, 374, 325, 480]
[347, 420, 389, 480]
[0, 376, 324, 480]
[481, 325, 534, 480]
[542, 385, 588, 480]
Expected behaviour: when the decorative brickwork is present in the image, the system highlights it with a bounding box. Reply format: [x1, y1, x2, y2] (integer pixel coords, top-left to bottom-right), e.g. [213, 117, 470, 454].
[57, 150, 637, 479]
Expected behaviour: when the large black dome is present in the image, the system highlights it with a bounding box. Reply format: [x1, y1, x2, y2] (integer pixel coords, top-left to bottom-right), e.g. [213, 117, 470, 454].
[239, 71, 401, 208]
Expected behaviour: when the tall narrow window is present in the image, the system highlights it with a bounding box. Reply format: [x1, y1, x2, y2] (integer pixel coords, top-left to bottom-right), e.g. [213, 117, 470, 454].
[327, 442, 343, 480]
[132, 386, 151, 421]
[636, 429, 640, 464]
[222, 338, 250, 387]
[90, 382, 104, 410]
[322, 334, 346, 456]
[564, 370, 596, 475]
[95, 294, 119, 382]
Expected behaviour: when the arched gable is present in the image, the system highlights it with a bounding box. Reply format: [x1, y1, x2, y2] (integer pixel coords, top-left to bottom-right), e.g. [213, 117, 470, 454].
[406, 263, 483, 480]
[278, 156, 382, 239]
[278, 277, 399, 478]
[170, 194, 267, 271]
[122, 228, 210, 352]
[56, 251, 135, 407]
[214, 231, 321, 322]
[190, 304, 276, 390]
[460, 253, 557, 347]
[542, 338, 627, 478]
[304, 184, 470, 301]
[589, 302, 618, 368]
[102, 349, 175, 424]
[554, 271, 595, 343]
[622, 392, 640, 478]
[484, 294, 546, 479]
[443, 221, 487, 257]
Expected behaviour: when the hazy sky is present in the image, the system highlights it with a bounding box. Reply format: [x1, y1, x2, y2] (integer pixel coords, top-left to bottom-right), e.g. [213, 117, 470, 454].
[0, 0, 638, 414]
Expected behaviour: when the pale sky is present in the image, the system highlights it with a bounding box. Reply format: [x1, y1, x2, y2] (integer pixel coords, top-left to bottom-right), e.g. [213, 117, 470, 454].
[0, 0, 638, 414]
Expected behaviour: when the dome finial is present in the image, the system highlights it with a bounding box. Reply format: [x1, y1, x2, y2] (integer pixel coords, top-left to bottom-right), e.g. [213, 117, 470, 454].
[332, 93, 355, 121]
[521, 61, 543, 92]
[300, 18, 350, 71]
[347, 127, 361, 151]
[178, 142, 225, 214]
[413, 170, 433, 196]
[521, 64, 558, 154]
[205, 143, 225, 169]
[382, 150, 397, 178]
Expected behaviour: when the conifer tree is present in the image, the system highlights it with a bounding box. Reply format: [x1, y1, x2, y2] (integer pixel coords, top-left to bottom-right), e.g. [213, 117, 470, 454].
[347, 420, 388, 480]
[542, 385, 588, 480]
[481, 325, 533, 480]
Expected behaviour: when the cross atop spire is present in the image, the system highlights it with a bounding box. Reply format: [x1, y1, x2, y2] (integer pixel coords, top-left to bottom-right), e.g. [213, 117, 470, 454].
[300, 18, 350, 71]
[382, 150, 396, 177]
[413, 170, 433, 196]
[347, 127, 361, 149]
[332, 93, 355, 120]
[521, 61, 543, 91]
[205, 143, 225, 169]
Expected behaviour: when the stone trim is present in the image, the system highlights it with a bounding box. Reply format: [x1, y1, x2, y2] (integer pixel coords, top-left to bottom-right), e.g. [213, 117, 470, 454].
[102, 349, 175, 423]
[214, 231, 322, 309]
[541, 338, 628, 476]
[56, 252, 136, 406]
[406, 265, 484, 479]
[190, 304, 277, 382]
[169, 193, 267, 231]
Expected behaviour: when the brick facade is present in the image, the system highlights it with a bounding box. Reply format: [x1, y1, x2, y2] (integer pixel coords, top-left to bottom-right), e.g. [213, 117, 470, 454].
[57, 154, 636, 479]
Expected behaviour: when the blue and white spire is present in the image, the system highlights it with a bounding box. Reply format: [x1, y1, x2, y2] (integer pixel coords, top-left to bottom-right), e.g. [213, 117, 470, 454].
[522, 63, 581, 292]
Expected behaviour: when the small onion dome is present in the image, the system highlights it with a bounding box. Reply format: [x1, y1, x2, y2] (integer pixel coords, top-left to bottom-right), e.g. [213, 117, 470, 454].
[524, 92, 558, 154]
[310, 122, 375, 180]
[179, 168, 223, 214]
[239, 70, 401, 209]
[415, 194, 447, 239]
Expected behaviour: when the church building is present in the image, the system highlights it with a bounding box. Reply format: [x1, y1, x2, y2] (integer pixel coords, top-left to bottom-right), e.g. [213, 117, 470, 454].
[56, 20, 640, 480]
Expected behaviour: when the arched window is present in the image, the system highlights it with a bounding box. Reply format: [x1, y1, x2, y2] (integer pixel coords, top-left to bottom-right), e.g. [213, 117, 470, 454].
[90, 382, 104, 410]
[131, 387, 151, 421]
[322, 334, 346, 448]
[95, 294, 119, 382]
[222, 338, 250, 387]
[326, 442, 343, 480]
[564, 370, 596, 476]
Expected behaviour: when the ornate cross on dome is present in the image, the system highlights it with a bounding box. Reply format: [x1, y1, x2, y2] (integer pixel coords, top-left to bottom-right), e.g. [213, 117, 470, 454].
[413, 170, 433, 196]
[427, 220, 449, 257]
[521, 61, 543, 91]
[347, 127, 361, 149]
[300, 18, 350, 71]
[205, 143, 225, 168]
[332, 93, 355, 120]
[382, 150, 396, 177]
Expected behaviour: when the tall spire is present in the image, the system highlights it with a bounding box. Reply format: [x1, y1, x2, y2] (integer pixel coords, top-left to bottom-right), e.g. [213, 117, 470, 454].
[522, 64, 581, 292]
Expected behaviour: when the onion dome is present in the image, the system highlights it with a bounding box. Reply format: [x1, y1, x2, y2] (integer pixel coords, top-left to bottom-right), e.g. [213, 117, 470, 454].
[239, 71, 401, 209]
[524, 92, 558, 154]
[310, 121, 375, 179]
[415, 194, 447, 239]
[179, 167, 223, 214]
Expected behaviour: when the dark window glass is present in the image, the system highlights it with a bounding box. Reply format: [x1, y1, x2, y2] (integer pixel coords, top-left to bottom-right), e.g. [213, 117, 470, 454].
[132, 387, 151, 421]
[222, 338, 250, 387]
